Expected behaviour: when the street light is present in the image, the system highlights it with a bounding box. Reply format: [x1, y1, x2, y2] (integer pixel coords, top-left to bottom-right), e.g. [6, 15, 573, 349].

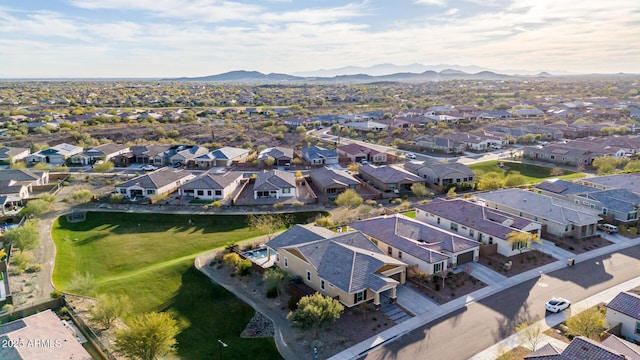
[218, 339, 228, 360]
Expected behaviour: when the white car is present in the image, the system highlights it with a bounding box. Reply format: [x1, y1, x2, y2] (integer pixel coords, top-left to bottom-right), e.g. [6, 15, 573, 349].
[141, 165, 157, 171]
[545, 297, 571, 313]
[407, 152, 416, 159]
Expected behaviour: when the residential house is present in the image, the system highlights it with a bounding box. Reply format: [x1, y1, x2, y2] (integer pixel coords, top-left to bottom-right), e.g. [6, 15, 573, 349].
[253, 170, 296, 199]
[301, 146, 338, 166]
[284, 117, 321, 129]
[115, 167, 195, 199]
[415, 136, 466, 154]
[308, 166, 360, 197]
[475, 188, 601, 239]
[403, 160, 475, 189]
[157, 145, 209, 167]
[510, 108, 545, 118]
[266, 224, 407, 308]
[0, 169, 48, 214]
[195, 147, 250, 168]
[70, 143, 130, 166]
[0, 146, 29, 164]
[444, 133, 502, 151]
[349, 214, 480, 273]
[25, 143, 83, 166]
[416, 199, 542, 257]
[343, 120, 389, 132]
[337, 143, 387, 164]
[178, 171, 243, 200]
[524, 336, 640, 360]
[577, 173, 640, 195]
[358, 164, 424, 194]
[606, 292, 640, 344]
[0, 310, 92, 360]
[423, 114, 460, 124]
[258, 147, 294, 167]
[113, 144, 170, 166]
[535, 179, 639, 225]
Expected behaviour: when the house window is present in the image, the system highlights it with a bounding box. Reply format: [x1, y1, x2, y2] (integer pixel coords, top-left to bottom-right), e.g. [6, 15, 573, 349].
[207, 190, 212, 196]
[276, 253, 280, 262]
[197, 190, 204, 196]
[437, 217, 441, 224]
[603, 208, 608, 215]
[469, 229, 474, 237]
[354, 291, 365, 304]
[306, 270, 311, 282]
[450, 223, 458, 232]
[489, 236, 494, 245]
[434, 262, 442, 273]
[398, 251, 402, 260]
[388, 246, 392, 255]
[321, 280, 325, 291]
[215, 190, 222, 196]
[120, 189, 127, 194]
[283, 188, 291, 194]
[284, 257, 288, 267]
[512, 240, 526, 251]
[636, 322, 640, 335]
[629, 211, 638, 220]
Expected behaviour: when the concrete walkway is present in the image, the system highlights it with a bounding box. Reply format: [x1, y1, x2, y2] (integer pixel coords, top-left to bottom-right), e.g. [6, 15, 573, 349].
[466, 262, 508, 285]
[395, 285, 438, 315]
[328, 234, 640, 360]
[534, 239, 576, 261]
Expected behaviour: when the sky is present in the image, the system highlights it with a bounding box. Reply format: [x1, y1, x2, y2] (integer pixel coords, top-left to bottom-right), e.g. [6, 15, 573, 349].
[1, 0, 640, 78]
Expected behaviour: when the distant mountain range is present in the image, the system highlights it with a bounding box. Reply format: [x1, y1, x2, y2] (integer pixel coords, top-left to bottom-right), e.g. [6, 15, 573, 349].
[165, 64, 637, 84]
[166, 69, 542, 83]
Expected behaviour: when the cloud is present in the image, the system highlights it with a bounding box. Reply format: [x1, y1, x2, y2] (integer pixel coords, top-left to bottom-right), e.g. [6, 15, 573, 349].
[414, 0, 447, 6]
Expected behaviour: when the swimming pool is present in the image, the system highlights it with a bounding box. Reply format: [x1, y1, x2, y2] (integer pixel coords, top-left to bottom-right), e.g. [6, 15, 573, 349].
[243, 248, 276, 261]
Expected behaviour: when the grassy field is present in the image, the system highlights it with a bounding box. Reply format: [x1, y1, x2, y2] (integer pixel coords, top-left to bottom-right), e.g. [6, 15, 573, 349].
[469, 160, 586, 184]
[52, 211, 321, 359]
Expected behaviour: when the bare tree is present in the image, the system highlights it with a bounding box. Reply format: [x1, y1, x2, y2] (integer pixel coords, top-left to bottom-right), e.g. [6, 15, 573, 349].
[516, 321, 543, 351]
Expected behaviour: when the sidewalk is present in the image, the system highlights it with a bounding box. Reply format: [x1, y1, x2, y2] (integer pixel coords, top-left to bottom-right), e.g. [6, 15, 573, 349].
[328, 233, 640, 360]
[471, 275, 640, 359]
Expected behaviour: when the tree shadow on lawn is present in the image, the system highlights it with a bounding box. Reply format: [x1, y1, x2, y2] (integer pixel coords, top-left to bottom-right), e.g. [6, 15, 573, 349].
[160, 266, 281, 360]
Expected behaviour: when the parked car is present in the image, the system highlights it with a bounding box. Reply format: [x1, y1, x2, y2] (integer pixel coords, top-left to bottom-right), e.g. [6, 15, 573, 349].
[142, 165, 157, 171]
[598, 223, 619, 233]
[545, 297, 571, 313]
[406, 152, 416, 159]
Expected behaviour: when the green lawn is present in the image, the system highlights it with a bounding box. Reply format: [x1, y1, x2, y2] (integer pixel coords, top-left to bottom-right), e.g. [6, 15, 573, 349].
[469, 160, 586, 184]
[52, 211, 321, 359]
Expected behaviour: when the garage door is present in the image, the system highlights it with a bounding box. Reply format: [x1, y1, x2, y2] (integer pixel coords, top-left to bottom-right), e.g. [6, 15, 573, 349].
[457, 251, 474, 265]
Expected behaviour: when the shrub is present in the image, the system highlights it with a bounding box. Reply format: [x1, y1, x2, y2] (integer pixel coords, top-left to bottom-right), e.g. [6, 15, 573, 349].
[212, 200, 222, 208]
[223, 253, 241, 268]
[292, 201, 304, 207]
[110, 193, 124, 203]
[273, 203, 285, 210]
[2, 304, 14, 313]
[236, 259, 252, 276]
[266, 286, 279, 298]
[288, 294, 302, 311]
[26, 263, 43, 273]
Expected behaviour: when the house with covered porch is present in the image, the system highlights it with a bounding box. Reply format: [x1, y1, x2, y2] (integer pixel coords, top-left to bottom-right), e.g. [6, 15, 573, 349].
[115, 168, 195, 199]
[266, 224, 407, 308]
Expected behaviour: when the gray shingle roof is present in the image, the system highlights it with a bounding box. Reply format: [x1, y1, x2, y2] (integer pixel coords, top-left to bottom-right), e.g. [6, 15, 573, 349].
[179, 171, 243, 190]
[607, 292, 640, 320]
[476, 189, 601, 226]
[117, 168, 193, 190]
[525, 336, 633, 360]
[580, 173, 640, 194]
[0, 146, 28, 159]
[0, 169, 45, 182]
[359, 164, 423, 184]
[209, 146, 249, 160]
[349, 215, 478, 263]
[301, 146, 338, 162]
[254, 170, 296, 191]
[601, 335, 640, 360]
[535, 179, 598, 195]
[417, 199, 538, 239]
[258, 146, 294, 161]
[266, 224, 334, 249]
[309, 167, 360, 189]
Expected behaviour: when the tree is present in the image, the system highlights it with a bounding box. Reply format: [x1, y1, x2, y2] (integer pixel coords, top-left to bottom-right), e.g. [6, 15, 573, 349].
[247, 213, 293, 241]
[504, 174, 526, 187]
[446, 187, 457, 199]
[550, 167, 564, 176]
[346, 163, 359, 173]
[334, 189, 363, 209]
[90, 293, 132, 329]
[93, 161, 114, 173]
[263, 267, 292, 299]
[24, 199, 51, 216]
[287, 292, 344, 337]
[4, 221, 39, 253]
[410, 182, 428, 197]
[506, 231, 541, 255]
[114, 312, 179, 360]
[565, 307, 605, 340]
[296, 125, 306, 135]
[516, 321, 543, 351]
[72, 189, 93, 203]
[592, 156, 617, 175]
[477, 172, 504, 191]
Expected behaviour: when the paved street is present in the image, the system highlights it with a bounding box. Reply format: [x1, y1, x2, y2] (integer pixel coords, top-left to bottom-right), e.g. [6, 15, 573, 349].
[350, 244, 640, 360]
